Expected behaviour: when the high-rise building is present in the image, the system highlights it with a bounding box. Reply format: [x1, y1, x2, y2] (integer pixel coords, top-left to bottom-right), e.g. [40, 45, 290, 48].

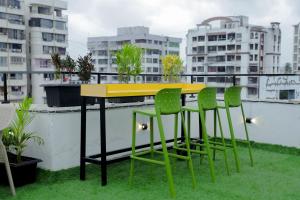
[87, 26, 182, 83]
[26, 0, 68, 104]
[186, 16, 281, 99]
[0, 0, 27, 101]
[0, 0, 68, 104]
[293, 23, 300, 72]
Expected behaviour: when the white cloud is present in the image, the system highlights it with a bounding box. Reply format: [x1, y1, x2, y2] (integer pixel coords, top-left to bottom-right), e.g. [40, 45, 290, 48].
[66, 0, 300, 64]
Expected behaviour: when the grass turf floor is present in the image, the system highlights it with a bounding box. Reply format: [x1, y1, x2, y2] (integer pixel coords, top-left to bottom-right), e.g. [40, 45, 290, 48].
[0, 146, 300, 200]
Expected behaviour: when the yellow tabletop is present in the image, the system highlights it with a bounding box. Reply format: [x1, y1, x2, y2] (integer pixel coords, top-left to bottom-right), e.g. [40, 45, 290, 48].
[81, 83, 206, 98]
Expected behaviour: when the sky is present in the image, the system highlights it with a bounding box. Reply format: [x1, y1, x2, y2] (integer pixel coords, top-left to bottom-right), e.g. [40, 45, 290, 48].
[65, 0, 300, 65]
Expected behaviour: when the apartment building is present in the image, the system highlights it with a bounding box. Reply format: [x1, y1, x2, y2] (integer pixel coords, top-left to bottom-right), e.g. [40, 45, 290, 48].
[186, 16, 281, 99]
[293, 23, 300, 72]
[0, 0, 68, 104]
[0, 0, 27, 101]
[87, 26, 182, 83]
[26, 0, 68, 104]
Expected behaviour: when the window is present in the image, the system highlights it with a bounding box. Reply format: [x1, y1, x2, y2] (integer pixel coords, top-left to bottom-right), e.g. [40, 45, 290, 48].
[10, 56, 24, 65]
[198, 36, 205, 41]
[42, 33, 53, 42]
[153, 67, 159, 72]
[41, 19, 53, 28]
[38, 6, 51, 15]
[98, 59, 108, 64]
[197, 66, 204, 72]
[208, 46, 217, 52]
[279, 90, 295, 100]
[236, 55, 241, 61]
[250, 44, 253, 50]
[218, 35, 226, 41]
[207, 77, 216, 82]
[169, 51, 179, 55]
[217, 66, 225, 72]
[38, 59, 51, 68]
[192, 67, 196, 72]
[197, 77, 204, 82]
[208, 66, 217, 72]
[192, 37, 197, 42]
[146, 58, 152, 63]
[55, 21, 66, 30]
[169, 42, 179, 48]
[227, 45, 235, 51]
[208, 35, 217, 41]
[153, 58, 158, 63]
[197, 57, 204, 62]
[218, 46, 226, 51]
[227, 55, 235, 61]
[55, 34, 65, 42]
[0, 57, 7, 66]
[248, 88, 258, 96]
[192, 56, 197, 63]
[248, 77, 258, 84]
[255, 43, 258, 50]
[249, 66, 258, 73]
[135, 39, 146, 43]
[148, 40, 152, 44]
[236, 45, 241, 50]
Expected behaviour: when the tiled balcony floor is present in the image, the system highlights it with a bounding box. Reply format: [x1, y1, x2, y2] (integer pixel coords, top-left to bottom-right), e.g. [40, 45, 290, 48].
[1, 145, 300, 200]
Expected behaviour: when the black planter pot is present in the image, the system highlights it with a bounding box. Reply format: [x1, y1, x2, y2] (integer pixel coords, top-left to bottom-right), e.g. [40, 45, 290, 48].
[108, 96, 145, 103]
[44, 85, 95, 107]
[0, 153, 41, 187]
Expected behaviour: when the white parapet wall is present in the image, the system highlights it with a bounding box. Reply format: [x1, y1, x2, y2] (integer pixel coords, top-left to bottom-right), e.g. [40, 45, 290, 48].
[24, 100, 300, 171]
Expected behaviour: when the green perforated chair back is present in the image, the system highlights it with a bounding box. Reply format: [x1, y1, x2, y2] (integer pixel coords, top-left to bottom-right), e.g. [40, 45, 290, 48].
[155, 88, 182, 115]
[224, 86, 242, 107]
[197, 87, 217, 110]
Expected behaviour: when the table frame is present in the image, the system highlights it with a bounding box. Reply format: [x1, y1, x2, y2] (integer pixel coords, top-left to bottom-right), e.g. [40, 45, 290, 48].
[80, 89, 203, 185]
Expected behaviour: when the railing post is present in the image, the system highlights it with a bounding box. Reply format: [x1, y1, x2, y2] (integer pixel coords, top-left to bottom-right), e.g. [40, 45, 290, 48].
[232, 75, 236, 86]
[190, 75, 195, 98]
[2, 73, 9, 104]
[97, 73, 101, 84]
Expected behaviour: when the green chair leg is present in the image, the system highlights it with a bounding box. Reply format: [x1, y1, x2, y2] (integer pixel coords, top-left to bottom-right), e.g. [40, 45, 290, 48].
[216, 109, 230, 175]
[129, 112, 137, 185]
[225, 106, 241, 173]
[241, 104, 254, 167]
[150, 117, 154, 158]
[213, 109, 217, 161]
[156, 113, 176, 198]
[180, 111, 196, 188]
[199, 112, 216, 182]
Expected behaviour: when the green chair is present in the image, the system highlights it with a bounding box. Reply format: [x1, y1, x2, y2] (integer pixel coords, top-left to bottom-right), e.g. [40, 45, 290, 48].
[129, 88, 196, 198]
[183, 87, 229, 179]
[220, 86, 254, 171]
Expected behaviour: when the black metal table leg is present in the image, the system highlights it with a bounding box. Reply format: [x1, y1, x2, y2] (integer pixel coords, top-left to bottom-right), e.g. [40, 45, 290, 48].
[80, 96, 87, 180]
[99, 97, 107, 186]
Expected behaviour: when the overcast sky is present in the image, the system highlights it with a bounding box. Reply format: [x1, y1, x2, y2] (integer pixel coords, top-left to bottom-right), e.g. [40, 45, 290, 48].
[65, 0, 300, 65]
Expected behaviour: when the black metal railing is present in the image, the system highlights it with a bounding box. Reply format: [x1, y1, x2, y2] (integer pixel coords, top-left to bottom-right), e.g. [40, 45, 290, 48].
[0, 70, 299, 103]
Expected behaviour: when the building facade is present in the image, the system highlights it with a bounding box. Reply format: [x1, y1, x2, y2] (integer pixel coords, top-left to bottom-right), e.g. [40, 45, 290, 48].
[87, 26, 182, 83]
[0, 0, 27, 101]
[293, 23, 300, 72]
[26, 0, 68, 104]
[186, 16, 281, 99]
[0, 0, 68, 104]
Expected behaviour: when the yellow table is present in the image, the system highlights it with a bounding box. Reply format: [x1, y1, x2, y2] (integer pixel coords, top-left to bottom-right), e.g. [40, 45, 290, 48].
[80, 83, 205, 186]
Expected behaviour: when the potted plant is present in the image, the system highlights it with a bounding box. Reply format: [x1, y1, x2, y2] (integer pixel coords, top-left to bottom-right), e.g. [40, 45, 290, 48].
[109, 44, 144, 103]
[0, 97, 44, 187]
[44, 53, 95, 107]
[162, 55, 184, 83]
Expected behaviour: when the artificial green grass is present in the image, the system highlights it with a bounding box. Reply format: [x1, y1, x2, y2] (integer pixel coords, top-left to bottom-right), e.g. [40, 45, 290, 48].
[0, 146, 300, 200]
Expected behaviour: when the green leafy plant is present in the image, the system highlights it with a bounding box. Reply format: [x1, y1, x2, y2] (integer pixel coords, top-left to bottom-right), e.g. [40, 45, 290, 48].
[77, 53, 95, 83]
[2, 97, 44, 163]
[116, 44, 143, 83]
[51, 54, 76, 80]
[162, 55, 184, 83]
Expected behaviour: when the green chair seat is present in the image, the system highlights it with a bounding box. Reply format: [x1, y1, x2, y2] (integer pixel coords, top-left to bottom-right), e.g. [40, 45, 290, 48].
[182, 106, 199, 112]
